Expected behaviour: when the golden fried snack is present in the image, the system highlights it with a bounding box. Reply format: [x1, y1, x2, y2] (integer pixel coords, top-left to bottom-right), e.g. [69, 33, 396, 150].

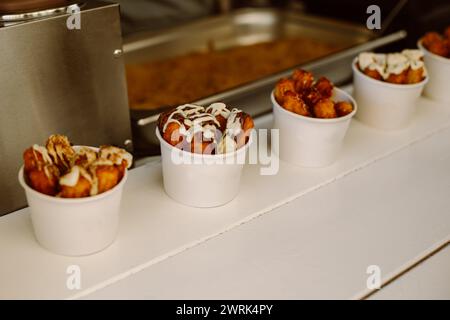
[158, 104, 253, 154]
[301, 87, 322, 107]
[406, 67, 425, 84]
[422, 32, 442, 48]
[335, 101, 353, 117]
[45, 134, 75, 173]
[23, 135, 133, 198]
[427, 40, 449, 57]
[59, 166, 91, 198]
[274, 78, 296, 104]
[313, 99, 336, 119]
[28, 166, 60, 196]
[282, 91, 310, 117]
[422, 31, 449, 57]
[314, 77, 333, 98]
[94, 164, 121, 194]
[363, 68, 383, 81]
[292, 69, 314, 92]
[235, 112, 255, 149]
[23, 147, 60, 196]
[163, 121, 184, 147]
[385, 70, 408, 84]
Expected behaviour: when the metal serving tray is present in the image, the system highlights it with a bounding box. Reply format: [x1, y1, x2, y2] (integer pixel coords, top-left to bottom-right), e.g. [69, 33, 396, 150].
[123, 8, 406, 156]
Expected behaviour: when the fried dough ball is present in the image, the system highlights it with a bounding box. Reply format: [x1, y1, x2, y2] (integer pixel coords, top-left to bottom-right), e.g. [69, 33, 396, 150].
[314, 77, 333, 98]
[28, 166, 60, 196]
[274, 78, 296, 104]
[313, 99, 336, 119]
[163, 122, 184, 147]
[59, 168, 91, 198]
[362, 68, 383, 81]
[215, 114, 228, 133]
[95, 165, 121, 194]
[236, 113, 255, 149]
[385, 70, 408, 84]
[406, 67, 425, 84]
[23, 147, 60, 196]
[282, 91, 310, 117]
[292, 69, 314, 92]
[422, 32, 442, 48]
[23, 147, 45, 173]
[335, 101, 354, 117]
[301, 87, 322, 107]
[422, 31, 449, 57]
[427, 40, 449, 57]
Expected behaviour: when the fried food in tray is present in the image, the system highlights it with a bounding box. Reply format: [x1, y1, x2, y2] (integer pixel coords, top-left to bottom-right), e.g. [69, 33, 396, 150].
[23, 135, 133, 198]
[157, 103, 254, 155]
[127, 37, 343, 110]
[421, 26, 450, 58]
[357, 50, 427, 85]
[274, 69, 353, 119]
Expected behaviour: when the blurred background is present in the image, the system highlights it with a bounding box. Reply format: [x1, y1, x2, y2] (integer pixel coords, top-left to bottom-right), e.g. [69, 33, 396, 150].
[115, 0, 450, 47]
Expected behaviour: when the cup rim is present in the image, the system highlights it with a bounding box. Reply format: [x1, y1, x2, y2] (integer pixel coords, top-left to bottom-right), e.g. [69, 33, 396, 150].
[417, 39, 450, 64]
[155, 126, 252, 159]
[271, 87, 357, 124]
[18, 146, 128, 204]
[352, 57, 429, 89]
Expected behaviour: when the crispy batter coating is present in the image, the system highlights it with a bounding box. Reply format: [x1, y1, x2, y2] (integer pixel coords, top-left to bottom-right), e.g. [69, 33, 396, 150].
[236, 113, 255, 149]
[59, 175, 91, 198]
[282, 92, 310, 117]
[385, 70, 408, 84]
[301, 87, 322, 107]
[314, 77, 333, 98]
[23, 147, 60, 196]
[422, 31, 450, 57]
[292, 69, 314, 92]
[313, 99, 336, 119]
[28, 167, 60, 196]
[274, 78, 296, 104]
[363, 67, 383, 81]
[163, 122, 184, 147]
[275, 69, 353, 119]
[335, 101, 354, 117]
[406, 67, 425, 84]
[95, 165, 121, 194]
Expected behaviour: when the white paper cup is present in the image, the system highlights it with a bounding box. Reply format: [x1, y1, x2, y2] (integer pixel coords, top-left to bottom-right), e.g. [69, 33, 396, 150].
[271, 88, 357, 167]
[418, 40, 450, 103]
[18, 147, 127, 256]
[156, 129, 250, 207]
[352, 58, 428, 130]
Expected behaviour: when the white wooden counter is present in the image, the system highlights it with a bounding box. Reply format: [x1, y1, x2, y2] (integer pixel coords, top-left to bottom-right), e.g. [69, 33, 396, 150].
[0, 91, 449, 299]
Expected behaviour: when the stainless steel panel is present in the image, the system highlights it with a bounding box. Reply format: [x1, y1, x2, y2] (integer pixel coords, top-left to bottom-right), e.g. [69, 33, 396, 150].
[0, 1, 132, 215]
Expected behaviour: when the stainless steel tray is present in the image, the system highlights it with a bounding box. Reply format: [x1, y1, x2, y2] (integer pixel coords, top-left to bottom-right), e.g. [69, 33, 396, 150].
[123, 8, 406, 156]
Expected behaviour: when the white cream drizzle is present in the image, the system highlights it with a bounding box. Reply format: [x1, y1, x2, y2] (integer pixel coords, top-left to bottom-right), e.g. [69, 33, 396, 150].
[161, 103, 248, 153]
[358, 50, 427, 80]
[32, 144, 53, 164]
[99, 146, 133, 169]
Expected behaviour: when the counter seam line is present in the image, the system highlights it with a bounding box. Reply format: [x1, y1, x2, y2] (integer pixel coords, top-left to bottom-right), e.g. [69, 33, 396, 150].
[354, 238, 450, 300]
[68, 121, 450, 300]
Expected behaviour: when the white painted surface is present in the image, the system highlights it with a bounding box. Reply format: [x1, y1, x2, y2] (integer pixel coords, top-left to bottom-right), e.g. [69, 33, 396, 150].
[0, 94, 449, 299]
[370, 246, 450, 300]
